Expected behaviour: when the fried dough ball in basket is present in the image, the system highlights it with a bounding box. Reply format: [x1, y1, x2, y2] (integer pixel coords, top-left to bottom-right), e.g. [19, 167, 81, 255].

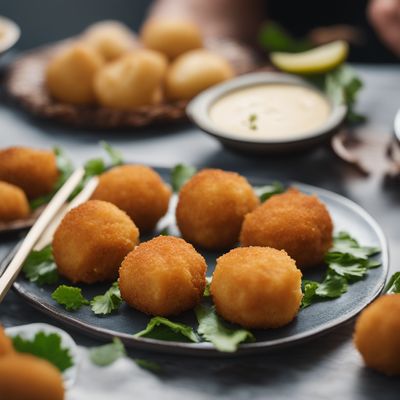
[0, 353, 64, 400]
[354, 294, 400, 376]
[0, 147, 59, 199]
[53, 200, 139, 284]
[0, 325, 14, 356]
[240, 188, 333, 268]
[91, 165, 171, 233]
[94, 49, 167, 110]
[211, 247, 303, 329]
[119, 236, 207, 316]
[83, 20, 137, 61]
[0, 181, 30, 222]
[46, 43, 103, 104]
[176, 169, 259, 250]
[165, 49, 234, 100]
[141, 19, 203, 59]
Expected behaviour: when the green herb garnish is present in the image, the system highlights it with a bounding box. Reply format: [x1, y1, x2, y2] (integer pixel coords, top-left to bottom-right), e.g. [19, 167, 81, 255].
[248, 114, 258, 130]
[51, 285, 89, 311]
[203, 276, 212, 297]
[195, 305, 254, 352]
[91, 282, 122, 315]
[255, 181, 285, 202]
[135, 358, 162, 373]
[30, 147, 74, 210]
[171, 164, 197, 192]
[89, 338, 126, 367]
[22, 245, 59, 285]
[384, 272, 400, 294]
[100, 141, 123, 166]
[12, 331, 73, 372]
[134, 317, 199, 343]
[301, 231, 380, 308]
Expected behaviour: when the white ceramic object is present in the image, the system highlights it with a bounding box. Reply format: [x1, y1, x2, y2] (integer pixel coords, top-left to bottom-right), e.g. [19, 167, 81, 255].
[0, 16, 20, 54]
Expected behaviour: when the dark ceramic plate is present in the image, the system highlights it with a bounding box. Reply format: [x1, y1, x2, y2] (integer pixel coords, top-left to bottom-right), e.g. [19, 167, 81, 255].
[10, 168, 388, 356]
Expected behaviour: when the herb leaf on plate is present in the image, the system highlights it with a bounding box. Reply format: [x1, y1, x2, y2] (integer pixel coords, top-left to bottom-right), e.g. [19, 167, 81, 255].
[91, 282, 122, 315]
[171, 164, 197, 192]
[134, 317, 199, 343]
[203, 276, 212, 297]
[12, 331, 73, 372]
[101, 141, 123, 167]
[384, 272, 400, 294]
[195, 305, 254, 352]
[22, 245, 59, 285]
[255, 181, 285, 202]
[51, 285, 89, 311]
[89, 338, 126, 367]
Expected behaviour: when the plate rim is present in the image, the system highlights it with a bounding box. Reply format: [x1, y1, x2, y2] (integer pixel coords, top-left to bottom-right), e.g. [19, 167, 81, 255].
[11, 172, 389, 357]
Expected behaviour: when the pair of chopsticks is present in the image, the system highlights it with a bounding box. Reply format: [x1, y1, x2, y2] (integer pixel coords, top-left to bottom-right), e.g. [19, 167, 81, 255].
[0, 168, 98, 302]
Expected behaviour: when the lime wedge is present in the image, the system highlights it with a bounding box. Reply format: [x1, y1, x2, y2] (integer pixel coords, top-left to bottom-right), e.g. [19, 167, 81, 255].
[270, 40, 349, 74]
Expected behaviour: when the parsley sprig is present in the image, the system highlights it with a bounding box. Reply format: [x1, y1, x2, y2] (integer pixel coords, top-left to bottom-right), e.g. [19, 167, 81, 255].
[51, 285, 89, 311]
[170, 164, 197, 192]
[384, 272, 400, 294]
[91, 282, 122, 315]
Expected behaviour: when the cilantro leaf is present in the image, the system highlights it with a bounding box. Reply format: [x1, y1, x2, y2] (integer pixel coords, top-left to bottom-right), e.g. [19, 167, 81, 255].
[91, 282, 122, 315]
[89, 338, 126, 367]
[101, 141, 123, 167]
[22, 245, 59, 285]
[204, 276, 212, 297]
[195, 305, 254, 352]
[384, 272, 400, 294]
[12, 331, 73, 372]
[315, 274, 348, 298]
[51, 285, 89, 311]
[301, 280, 319, 308]
[134, 317, 199, 343]
[171, 164, 197, 192]
[255, 181, 285, 202]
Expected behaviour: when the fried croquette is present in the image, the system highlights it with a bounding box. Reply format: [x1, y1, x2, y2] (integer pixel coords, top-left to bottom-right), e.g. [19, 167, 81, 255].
[0, 353, 64, 400]
[94, 49, 167, 110]
[119, 236, 207, 316]
[46, 43, 103, 104]
[141, 19, 203, 59]
[240, 188, 333, 268]
[211, 247, 303, 329]
[0, 147, 59, 199]
[176, 169, 259, 249]
[0, 325, 14, 356]
[91, 165, 171, 233]
[165, 49, 234, 101]
[0, 181, 30, 222]
[53, 200, 139, 284]
[83, 20, 137, 61]
[354, 294, 400, 376]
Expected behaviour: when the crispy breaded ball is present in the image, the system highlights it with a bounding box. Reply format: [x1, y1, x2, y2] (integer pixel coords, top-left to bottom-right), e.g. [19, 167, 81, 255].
[53, 200, 139, 284]
[211, 247, 303, 328]
[0, 325, 14, 356]
[141, 19, 203, 59]
[94, 49, 167, 109]
[176, 169, 259, 249]
[0, 353, 64, 400]
[46, 43, 103, 104]
[165, 49, 234, 100]
[91, 165, 171, 233]
[240, 188, 333, 268]
[354, 294, 400, 376]
[0, 147, 59, 199]
[119, 236, 207, 316]
[0, 181, 29, 222]
[83, 20, 137, 61]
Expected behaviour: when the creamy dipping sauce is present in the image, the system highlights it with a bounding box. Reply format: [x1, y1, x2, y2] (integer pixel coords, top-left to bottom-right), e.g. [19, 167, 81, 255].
[209, 84, 331, 140]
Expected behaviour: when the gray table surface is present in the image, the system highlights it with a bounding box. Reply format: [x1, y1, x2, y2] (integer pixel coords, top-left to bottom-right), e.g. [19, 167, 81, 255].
[0, 65, 400, 399]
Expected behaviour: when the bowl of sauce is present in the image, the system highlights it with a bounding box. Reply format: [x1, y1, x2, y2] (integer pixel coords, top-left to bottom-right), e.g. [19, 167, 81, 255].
[0, 16, 20, 56]
[187, 72, 347, 154]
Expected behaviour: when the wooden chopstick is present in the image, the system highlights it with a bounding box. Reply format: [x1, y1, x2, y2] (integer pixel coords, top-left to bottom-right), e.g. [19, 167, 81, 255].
[0, 167, 85, 302]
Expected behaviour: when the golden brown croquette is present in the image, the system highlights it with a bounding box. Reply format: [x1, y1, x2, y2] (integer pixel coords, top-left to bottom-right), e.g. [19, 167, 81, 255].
[0, 353, 64, 400]
[91, 165, 171, 233]
[119, 236, 207, 316]
[0, 147, 59, 199]
[354, 294, 400, 376]
[53, 200, 139, 284]
[0, 181, 30, 222]
[0, 325, 14, 356]
[211, 247, 303, 329]
[240, 188, 333, 268]
[176, 169, 259, 250]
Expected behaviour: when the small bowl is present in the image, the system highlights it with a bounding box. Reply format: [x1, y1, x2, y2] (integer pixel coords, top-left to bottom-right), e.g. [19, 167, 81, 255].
[186, 72, 347, 154]
[0, 16, 20, 56]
